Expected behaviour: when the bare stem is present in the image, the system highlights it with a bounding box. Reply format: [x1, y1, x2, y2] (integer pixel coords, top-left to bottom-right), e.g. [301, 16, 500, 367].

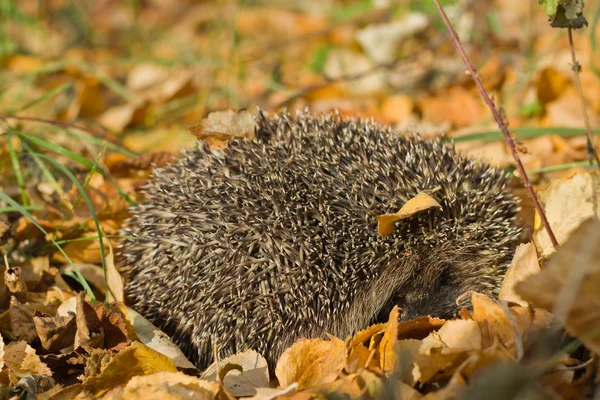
[431, 0, 559, 249]
[567, 26, 600, 168]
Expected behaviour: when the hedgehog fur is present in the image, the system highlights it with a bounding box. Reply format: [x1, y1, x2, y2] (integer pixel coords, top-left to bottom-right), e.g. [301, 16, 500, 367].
[121, 111, 521, 371]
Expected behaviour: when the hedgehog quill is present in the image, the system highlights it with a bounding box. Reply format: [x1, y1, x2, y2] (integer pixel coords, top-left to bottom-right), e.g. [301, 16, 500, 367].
[121, 111, 520, 370]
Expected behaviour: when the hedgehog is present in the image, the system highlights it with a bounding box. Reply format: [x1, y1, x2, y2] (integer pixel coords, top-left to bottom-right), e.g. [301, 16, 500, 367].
[121, 110, 521, 371]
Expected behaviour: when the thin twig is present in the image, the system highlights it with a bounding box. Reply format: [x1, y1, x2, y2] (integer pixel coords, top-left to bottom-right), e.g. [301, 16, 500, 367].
[567, 26, 600, 168]
[431, 0, 559, 249]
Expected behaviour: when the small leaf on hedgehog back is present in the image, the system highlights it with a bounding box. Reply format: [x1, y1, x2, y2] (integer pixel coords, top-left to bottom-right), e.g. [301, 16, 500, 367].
[376, 192, 442, 236]
[188, 109, 257, 147]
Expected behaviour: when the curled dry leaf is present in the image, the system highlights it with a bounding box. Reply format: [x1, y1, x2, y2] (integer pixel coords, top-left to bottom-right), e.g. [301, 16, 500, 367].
[33, 311, 77, 352]
[275, 334, 346, 390]
[121, 305, 196, 370]
[470, 292, 551, 356]
[516, 218, 600, 355]
[499, 243, 541, 306]
[82, 341, 178, 397]
[9, 297, 37, 344]
[379, 306, 400, 374]
[75, 292, 130, 351]
[413, 319, 480, 385]
[5, 267, 27, 303]
[189, 109, 257, 147]
[104, 240, 124, 304]
[376, 192, 442, 236]
[202, 349, 269, 397]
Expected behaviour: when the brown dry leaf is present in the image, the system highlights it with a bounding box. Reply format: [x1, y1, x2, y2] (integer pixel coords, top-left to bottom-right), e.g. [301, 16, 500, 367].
[9, 297, 37, 344]
[5, 267, 27, 302]
[189, 109, 257, 147]
[275, 334, 346, 390]
[499, 242, 541, 306]
[202, 349, 269, 397]
[33, 311, 77, 352]
[516, 218, 600, 355]
[534, 171, 600, 257]
[82, 342, 178, 397]
[379, 305, 400, 374]
[40, 349, 87, 386]
[75, 292, 130, 351]
[376, 192, 442, 236]
[3, 341, 51, 378]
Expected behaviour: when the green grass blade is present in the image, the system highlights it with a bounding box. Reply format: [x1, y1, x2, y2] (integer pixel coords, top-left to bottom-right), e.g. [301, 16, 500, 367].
[33, 153, 110, 301]
[17, 82, 72, 113]
[451, 127, 600, 143]
[6, 132, 28, 206]
[0, 205, 44, 213]
[0, 192, 96, 301]
[21, 141, 66, 198]
[17, 132, 136, 206]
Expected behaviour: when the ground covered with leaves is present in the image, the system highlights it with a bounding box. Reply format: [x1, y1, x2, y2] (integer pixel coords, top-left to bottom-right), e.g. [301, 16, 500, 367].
[1, 0, 600, 398]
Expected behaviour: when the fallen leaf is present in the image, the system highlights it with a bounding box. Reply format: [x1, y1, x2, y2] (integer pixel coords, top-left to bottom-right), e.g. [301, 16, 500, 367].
[33, 311, 77, 352]
[379, 306, 400, 374]
[202, 349, 269, 397]
[121, 305, 195, 370]
[516, 218, 600, 355]
[9, 297, 37, 344]
[100, 371, 221, 400]
[82, 342, 178, 396]
[499, 243, 541, 306]
[376, 192, 442, 236]
[275, 335, 346, 390]
[189, 109, 257, 147]
[534, 171, 600, 257]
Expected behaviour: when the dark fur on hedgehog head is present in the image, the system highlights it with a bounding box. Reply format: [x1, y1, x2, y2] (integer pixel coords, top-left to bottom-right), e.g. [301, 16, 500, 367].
[121, 110, 521, 371]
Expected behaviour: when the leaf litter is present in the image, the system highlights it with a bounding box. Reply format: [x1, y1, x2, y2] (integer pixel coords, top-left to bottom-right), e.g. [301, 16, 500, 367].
[0, 0, 599, 398]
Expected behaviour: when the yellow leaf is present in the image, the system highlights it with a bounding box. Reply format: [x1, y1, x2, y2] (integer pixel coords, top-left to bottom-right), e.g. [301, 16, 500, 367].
[275, 335, 346, 390]
[376, 192, 442, 236]
[378, 306, 400, 374]
[83, 342, 178, 396]
[516, 218, 600, 355]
